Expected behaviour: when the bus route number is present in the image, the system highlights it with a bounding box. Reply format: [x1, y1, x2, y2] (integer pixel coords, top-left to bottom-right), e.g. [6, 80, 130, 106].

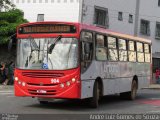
[51, 79, 60, 84]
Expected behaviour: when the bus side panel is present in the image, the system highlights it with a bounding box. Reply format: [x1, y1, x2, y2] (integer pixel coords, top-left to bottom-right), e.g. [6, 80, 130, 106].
[136, 63, 151, 89]
[80, 61, 151, 99]
[81, 61, 123, 98]
[81, 80, 94, 99]
[81, 61, 100, 99]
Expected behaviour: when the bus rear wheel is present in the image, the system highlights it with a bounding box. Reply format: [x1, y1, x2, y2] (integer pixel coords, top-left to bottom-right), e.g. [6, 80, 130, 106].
[120, 80, 137, 100]
[90, 81, 100, 108]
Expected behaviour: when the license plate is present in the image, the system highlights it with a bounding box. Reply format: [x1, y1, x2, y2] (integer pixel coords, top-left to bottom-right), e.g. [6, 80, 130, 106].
[37, 90, 47, 93]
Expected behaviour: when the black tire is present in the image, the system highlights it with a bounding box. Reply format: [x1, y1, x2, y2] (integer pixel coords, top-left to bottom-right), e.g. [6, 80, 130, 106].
[39, 101, 48, 105]
[120, 80, 137, 100]
[90, 81, 100, 108]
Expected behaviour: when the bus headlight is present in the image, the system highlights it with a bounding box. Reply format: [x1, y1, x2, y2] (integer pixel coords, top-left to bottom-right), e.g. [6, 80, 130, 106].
[71, 78, 76, 83]
[15, 77, 18, 81]
[18, 81, 21, 85]
[22, 82, 26, 87]
[60, 83, 64, 88]
[66, 81, 71, 86]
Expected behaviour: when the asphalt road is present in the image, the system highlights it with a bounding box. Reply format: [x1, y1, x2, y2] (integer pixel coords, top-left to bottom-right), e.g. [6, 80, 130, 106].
[1, 86, 160, 120]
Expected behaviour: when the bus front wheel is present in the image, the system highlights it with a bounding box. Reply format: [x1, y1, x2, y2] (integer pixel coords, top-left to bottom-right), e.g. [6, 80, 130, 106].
[90, 81, 100, 108]
[120, 80, 137, 100]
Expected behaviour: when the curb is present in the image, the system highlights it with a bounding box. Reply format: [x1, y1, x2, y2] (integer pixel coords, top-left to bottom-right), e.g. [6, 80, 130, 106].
[143, 84, 160, 89]
[0, 85, 14, 90]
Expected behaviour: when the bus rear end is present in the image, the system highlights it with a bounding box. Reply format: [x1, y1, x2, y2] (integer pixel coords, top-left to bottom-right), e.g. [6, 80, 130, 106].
[14, 22, 81, 101]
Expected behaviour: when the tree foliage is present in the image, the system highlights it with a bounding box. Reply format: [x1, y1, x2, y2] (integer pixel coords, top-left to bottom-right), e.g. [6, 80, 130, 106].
[0, 9, 28, 44]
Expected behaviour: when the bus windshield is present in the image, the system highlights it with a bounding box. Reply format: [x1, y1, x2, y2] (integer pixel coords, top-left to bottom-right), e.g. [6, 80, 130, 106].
[16, 37, 78, 70]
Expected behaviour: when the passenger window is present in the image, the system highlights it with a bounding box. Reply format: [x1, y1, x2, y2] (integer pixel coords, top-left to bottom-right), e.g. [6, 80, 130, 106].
[137, 42, 143, 52]
[137, 53, 144, 62]
[128, 51, 136, 62]
[108, 36, 118, 61]
[119, 39, 127, 61]
[129, 41, 135, 51]
[119, 39, 126, 50]
[128, 41, 136, 62]
[109, 49, 118, 61]
[96, 34, 105, 47]
[96, 48, 107, 61]
[137, 42, 144, 62]
[108, 37, 117, 49]
[96, 34, 107, 61]
[144, 44, 149, 53]
[144, 44, 151, 62]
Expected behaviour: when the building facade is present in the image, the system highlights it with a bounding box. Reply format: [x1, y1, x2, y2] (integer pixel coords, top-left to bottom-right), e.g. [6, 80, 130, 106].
[11, 0, 81, 22]
[12, 0, 160, 72]
[138, 0, 160, 72]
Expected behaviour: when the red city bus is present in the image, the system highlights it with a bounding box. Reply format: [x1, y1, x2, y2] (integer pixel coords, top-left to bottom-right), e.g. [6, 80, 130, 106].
[15, 22, 151, 108]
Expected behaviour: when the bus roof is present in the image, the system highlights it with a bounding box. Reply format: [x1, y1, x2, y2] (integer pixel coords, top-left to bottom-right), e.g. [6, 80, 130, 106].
[80, 24, 151, 44]
[18, 21, 151, 44]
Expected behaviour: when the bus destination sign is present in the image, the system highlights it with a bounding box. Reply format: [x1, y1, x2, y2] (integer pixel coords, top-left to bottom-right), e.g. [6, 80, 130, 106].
[18, 24, 77, 34]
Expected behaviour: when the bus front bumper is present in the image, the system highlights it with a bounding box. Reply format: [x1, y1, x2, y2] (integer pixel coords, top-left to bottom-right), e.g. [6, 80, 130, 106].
[14, 82, 81, 99]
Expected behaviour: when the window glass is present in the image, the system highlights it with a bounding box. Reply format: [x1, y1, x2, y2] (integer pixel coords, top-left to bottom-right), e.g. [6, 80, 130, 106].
[144, 44, 149, 53]
[129, 14, 133, 23]
[137, 53, 144, 62]
[37, 14, 44, 22]
[108, 37, 116, 48]
[16, 38, 78, 70]
[156, 22, 160, 39]
[118, 12, 123, 21]
[94, 7, 109, 27]
[140, 19, 150, 36]
[81, 31, 93, 73]
[96, 48, 107, 61]
[119, 39, 126, 50]
[129, 41, 135, 51]
[81, 32, 93, 42]
[108, 49, 118, 61]
[119, 50, 127, 61]
[96, 34, 104, 47]
[145, 54, 151, 62]
[128, 51, 136, 62]
[137, 42, 143, 52]
[96, 34, 107, 61]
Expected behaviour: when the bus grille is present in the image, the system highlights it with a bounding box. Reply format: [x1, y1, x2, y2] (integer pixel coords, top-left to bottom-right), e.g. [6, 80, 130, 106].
[27, 83, 58, 86]
[28, 89, 56, 96]
[22, 72, 64, 78]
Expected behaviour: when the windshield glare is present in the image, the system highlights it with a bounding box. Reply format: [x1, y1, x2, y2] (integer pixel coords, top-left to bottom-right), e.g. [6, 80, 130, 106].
[16, 38, 78, 70]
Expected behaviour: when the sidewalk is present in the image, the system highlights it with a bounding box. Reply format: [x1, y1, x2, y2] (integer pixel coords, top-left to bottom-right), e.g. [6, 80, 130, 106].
[144, 84, 160, 89]
[0, 85, 14, 90]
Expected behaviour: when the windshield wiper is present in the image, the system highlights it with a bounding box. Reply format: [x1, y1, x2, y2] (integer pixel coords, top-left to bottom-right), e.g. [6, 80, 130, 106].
[29, 37, 40, 61]
[31, 38, 39, 51]
[48, 35, 62, 54]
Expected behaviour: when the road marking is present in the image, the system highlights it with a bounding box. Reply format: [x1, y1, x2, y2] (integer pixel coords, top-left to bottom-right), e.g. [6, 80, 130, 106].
[137, 99, 160, 106]
[0, 90, 14, 95]
[7, 95, 15, 98]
